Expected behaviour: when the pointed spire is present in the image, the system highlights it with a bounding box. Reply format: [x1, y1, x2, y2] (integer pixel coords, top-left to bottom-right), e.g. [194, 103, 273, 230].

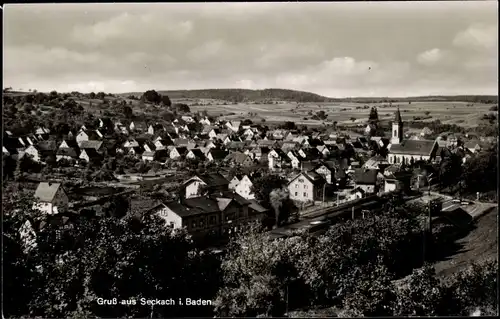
[394, 106, 402, 123]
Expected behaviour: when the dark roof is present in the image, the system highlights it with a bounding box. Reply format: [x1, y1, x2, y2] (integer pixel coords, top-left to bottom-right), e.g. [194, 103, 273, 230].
[37, 140, 58, 151]
[307, 139, 324, 147]
[34, 182, 63, 202]
[248, 199, 269, 213]
[82, 148, 103, 159]
[189, 149, 206, 158]
[211, 190, 251, 206]
[209, 149, 229, 160]
[197, 173, 229, 187]
[163, 201, 207, 218]
[390, 140, 436, 156]
[394, 107, 402, 123]
[289, 171, 326, 186]
[174, 146, 188, 155]
[183, 197, 221, 214]
[131, 147, 144, 155]
[61, 139, 79, 149]
[57, 148, 78, 157]
[353, 169, 378, 185]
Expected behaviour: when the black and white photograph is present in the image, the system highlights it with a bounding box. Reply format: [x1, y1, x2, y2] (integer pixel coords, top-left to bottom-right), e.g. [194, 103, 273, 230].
[3, 1, 498, 317]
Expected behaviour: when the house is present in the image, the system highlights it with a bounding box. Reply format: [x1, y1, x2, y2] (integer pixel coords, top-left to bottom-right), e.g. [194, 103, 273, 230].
[363, 155, 390, 171]
[228, 175, 242, 190]
[463, 140, 484, 153]
[225, 121, 241, 132]
[33, 182, 69, 215]
[24, 141, 57, 162]
[248, 147, 269, 161]
[79, 148, 103, 164]
[181, 115, 195, 123]
[76, 130, 101, 145]
[200, 117, 211, 126]
[58, 139, 79, 150]
[186, 149, 207, 161]
[287, 150, 302, 169]
[124, 138, 140, 148]
[348, 187, 366, 201]
[268, 148, 290, 170]
[150, 191, 256, 239]
[224, 152, 254, 167]
[206, 149, 229, 162]
[128, 147, 144, 157]
[314, 161, 336, 184]
[288, 171, 326, 203]
[56, 148, 78, 162]
[183, 173, 230, 199]
[78, 140, 103, 152]
[388, 108, 439, 164]
[142, 141, 156, 153]
[148, 123, 165, 135]
[234, 175, 255, 200]
[129, 121, 147, 132]
[353, 169, 378, 194]
[384, 171, 412, 194]
[169, 147, 188, 160]
[316, 145, 330, 157]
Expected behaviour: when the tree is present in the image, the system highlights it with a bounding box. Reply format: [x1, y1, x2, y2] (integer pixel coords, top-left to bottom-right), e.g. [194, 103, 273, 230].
[142, 90, 162, 104]
[269, 187, 293, 228]
[96, 92, 106, 100]
[161, 95, 172, 107]
[369, 107, 379, 122]
[173, 103, 191, 113]
[123, 105, 133, 119]
[250, 174, 287, 208]
[393, 264, 448, 316]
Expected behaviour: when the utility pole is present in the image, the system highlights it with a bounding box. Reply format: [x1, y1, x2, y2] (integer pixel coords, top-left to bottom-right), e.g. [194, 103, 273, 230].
[322, 183, 326, 206]
[352, 206, 355, 220]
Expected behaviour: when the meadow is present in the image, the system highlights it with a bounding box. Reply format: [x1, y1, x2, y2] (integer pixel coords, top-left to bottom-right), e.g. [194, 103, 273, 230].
[188, 100, 495, 128]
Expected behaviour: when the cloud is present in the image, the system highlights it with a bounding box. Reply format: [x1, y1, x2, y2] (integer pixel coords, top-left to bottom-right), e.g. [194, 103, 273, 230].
[3, 3, 498, 96]
[71, 12, 193, 47]
[417, 48, 444, 66]
[453, 24, 497, 49]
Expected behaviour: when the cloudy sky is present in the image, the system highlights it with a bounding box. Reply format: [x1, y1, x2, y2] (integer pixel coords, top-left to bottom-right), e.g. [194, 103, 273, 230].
[3, 2, 498, 97]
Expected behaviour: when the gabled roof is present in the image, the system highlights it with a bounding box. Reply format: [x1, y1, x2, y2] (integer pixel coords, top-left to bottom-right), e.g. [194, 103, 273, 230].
[188, 148, 206, 158]
[248, 199, 269, 213]
[353, 169, 378, 185]
[34, 182, 63, 202]
[82, 148, 103, 159]
[390, 140, 436, 156]
[173, 146, 188, 155]
[57, 148, 78, 157]
[394, 107, 402, 123]
[209, 149, 229, 160]
[225, 151, 252, 164]
[79, 140, 103, 150]
[192, 173, 230, 187]
[60, 139, 79, 149]
[183, 197, 221, 214]
[289, 171, 326, 186]
[37, 140, 58, 151]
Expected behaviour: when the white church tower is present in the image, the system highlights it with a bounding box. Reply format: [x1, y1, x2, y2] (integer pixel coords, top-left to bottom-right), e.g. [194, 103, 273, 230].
[391, 107, 403, 145]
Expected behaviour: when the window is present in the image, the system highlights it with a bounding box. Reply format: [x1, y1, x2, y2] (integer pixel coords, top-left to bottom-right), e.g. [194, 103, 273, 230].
[295, 192, 298, 196]
[295, 184, 299, 188]
[199, 218, 204, 228]
[209, 215, 216, 225]
[191, 221, 197, 228]
[303, 192, 307, 197]
[170, 222, 175, 228]
[393, 130, 397, 137]
[298, 178, 304, 183]
[304, 185, 308, 189]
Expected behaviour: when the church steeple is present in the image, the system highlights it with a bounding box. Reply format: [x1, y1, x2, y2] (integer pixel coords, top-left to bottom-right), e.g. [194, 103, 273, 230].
[394, 106, 402, 123]
[391, 106, 403, 145]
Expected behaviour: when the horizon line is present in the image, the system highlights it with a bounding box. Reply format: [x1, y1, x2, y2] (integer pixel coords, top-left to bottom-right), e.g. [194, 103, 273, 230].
[4, 87, 498, 99]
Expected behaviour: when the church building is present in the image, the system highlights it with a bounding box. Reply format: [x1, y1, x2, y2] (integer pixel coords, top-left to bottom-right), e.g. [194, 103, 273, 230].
[388, 107, 439, 165]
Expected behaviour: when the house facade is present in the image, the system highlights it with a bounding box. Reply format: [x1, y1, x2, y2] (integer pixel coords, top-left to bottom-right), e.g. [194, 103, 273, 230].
[33, 182, 69, 215]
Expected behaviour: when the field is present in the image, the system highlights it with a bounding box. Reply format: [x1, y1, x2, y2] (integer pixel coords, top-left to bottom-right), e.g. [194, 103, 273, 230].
[188, 100, 495, 128]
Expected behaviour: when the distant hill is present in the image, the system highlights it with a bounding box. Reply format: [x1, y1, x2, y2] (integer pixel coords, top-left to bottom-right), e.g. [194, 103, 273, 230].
[121, 88, 334, 103]
[119, 88, 497, 104]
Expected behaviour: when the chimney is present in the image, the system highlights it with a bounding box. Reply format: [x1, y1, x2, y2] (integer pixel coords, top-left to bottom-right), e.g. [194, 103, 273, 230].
[48, 182, 52, 186]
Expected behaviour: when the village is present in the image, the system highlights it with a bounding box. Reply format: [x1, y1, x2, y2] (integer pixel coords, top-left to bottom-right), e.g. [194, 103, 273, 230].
[3, 92, 496, 250]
